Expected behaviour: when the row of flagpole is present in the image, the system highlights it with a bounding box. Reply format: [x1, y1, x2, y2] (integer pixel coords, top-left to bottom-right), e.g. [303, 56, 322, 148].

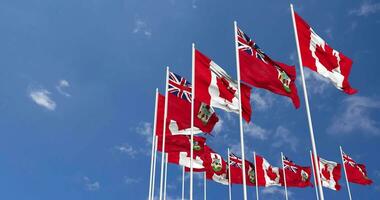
[146, 4, 360, 200]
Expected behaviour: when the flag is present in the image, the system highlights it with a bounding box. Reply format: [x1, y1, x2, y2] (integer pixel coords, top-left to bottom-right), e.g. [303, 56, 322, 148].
[229, 153, 256, 186]
[203, 146, 229, 185]
[316, 156, 342, 190]
[237, 27, 301, 108]
[294, 12, 357, 94]
[342, 151, 373, 185]
[195, 49, 252, 122]
[282, 155, 312, 187]
[157, 135, 206, 153]
[255, 154, 282, 187]
[167, 151, 205, 170]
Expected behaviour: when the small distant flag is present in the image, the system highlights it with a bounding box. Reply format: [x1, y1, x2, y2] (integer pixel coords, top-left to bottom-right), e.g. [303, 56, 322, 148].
[282, 155, 312, 187]
[342, 151, 373, 185]
[314, 156, 342, 191]
[229, 153, 256, 186]
[255, 154, 282, 187]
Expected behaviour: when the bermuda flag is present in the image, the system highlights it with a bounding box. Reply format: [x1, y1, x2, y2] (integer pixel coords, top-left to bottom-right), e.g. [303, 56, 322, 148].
[203, 146, 229, 185]
[195, 49, 252, 122]
[255, 154, 283, 187]
[167, 151, 205, 170]
[237, 27, 301, 108]
[342, 151, 373, 185]
[229, 153, 256, 186]
[155, 72, 220, 135]
[282, 155, 312, 187]
[316, 156, 342, 190]
[293, 12, 357, 94]
[157, 135, 206, 154]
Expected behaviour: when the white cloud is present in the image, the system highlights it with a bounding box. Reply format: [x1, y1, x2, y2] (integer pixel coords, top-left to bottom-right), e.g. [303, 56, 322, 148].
[124, 177, 141, 184]
[29, 88, 56, 111]
[136, 122, 153, 143]
[133, 19, 152, 37]
[191, 0, 198, 8]
[251, 91, 275, 111]
[56, 79, 71, 97]
[213, 118, 224, 134]
[272, 126, 299, 152]
[83, 176, 100, 191]
[244, 122, 269, 140]
[350, 1, 380, 16]
[115, 143, 138, 158]
[302, 69, 330, 95]
[328, 96, 380, 135]
[261, 187, 292, 198]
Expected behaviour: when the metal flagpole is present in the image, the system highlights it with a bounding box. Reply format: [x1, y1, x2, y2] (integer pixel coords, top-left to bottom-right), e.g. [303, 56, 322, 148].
[234, 20, 248, 200]
[310, 151, 320, 200]
[164, 153, 168, 200]
[148, 89, 159, 200]
[281, 152, 289, 200]
[340, 146, 353, 200]
[253, 151, 259, 200]
[159, 67, 170, 200]
[204, 172, 207, 200]
[228, 148, 232, 200]
[182, 166, 185, 200]
[152, 135, 158, 200]
[290, 4, 325, 200]
[190, 43, 195, 200]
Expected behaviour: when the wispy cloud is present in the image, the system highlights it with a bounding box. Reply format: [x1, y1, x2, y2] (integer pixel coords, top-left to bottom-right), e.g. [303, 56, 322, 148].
[83, 176, 100, 191]
[114, 143, 138, 158]
[272, 126, 299, 152]
[302, 69, 330, 95]
[133, 19, 152, 37]
[191, 0, 198, 9]
[328, 96, 380, 135]
[29, 88, 56, 111]
[124, 177, 141, 184]
[244, 122, 269, 140]
[261, 187, 292, 198]
[213, 118, 224, 135]
[56, 79, 71, 97]
[350, 1, 380, 16]
[136, 122, 153, 143]
[251, 91, 275, 111]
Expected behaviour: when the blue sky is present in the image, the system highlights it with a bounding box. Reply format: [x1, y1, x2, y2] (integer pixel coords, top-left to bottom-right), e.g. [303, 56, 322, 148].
[0, 0, 379, 199]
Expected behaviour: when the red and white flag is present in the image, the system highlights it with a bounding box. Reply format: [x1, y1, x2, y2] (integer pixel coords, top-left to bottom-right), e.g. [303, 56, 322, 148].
[195, 49, 252, 122]
[203, 146, 229, 185]
[237, 27, 301, 108]
[229, 153, 256, 186]
[317, 157, 342, 190]
[282, 155, 312, 188]
[342, 151, 373, 185]
[168, 151, 205, 170]
[255, 154, 283, 187]
[157, 135, 206, 153]
[294, 12, 357, 94]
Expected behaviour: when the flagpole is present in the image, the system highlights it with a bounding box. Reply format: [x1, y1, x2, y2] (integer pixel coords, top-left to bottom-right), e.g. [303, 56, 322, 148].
[310, 150, 319, 200]
[281, 152, 289, 200]
[204, 172, 207, 200]
[148, 89, 159, 200]
[340, 146, 353, 200]
[253, 151, 259, 200]
[182, 166, 185, 200]
[234, 20, 248, 200]
[152, 135, 158, 200]
[164, 153, 168, 200]
[228, 148, 232, 200]
[159, 67, 170, 200]
[190, 42, 195, 200]
[290, 4, 324, 200]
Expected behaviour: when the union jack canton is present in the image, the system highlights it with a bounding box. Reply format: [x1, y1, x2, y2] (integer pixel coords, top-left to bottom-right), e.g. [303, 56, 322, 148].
[168, 72, 192, 102]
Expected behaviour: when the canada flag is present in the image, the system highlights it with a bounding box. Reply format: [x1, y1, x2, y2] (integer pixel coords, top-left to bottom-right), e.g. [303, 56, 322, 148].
[294, 12, 357, 94]
[255, 154, 283, 187]
[315, 156, 342, 191]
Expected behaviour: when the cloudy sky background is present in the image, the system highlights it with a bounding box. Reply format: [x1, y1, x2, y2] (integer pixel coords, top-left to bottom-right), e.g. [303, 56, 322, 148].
[0, 0, 379, 199]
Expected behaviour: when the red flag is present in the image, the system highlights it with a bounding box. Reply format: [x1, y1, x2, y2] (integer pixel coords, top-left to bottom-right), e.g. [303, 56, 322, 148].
[294, 12, 357, 94]
[203, 146, 229, 185]
[313, 156, 342, 190]
[157, 135, 206, 153]
[255, 154, 283, 187]
[237, 27, 301, 108]
[195, 49, 252, 122]
[342, 151, 373, 185]
[229, 153, 256, 186]
[282, 156, 312, 187]
[167, 151, 205, 170]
